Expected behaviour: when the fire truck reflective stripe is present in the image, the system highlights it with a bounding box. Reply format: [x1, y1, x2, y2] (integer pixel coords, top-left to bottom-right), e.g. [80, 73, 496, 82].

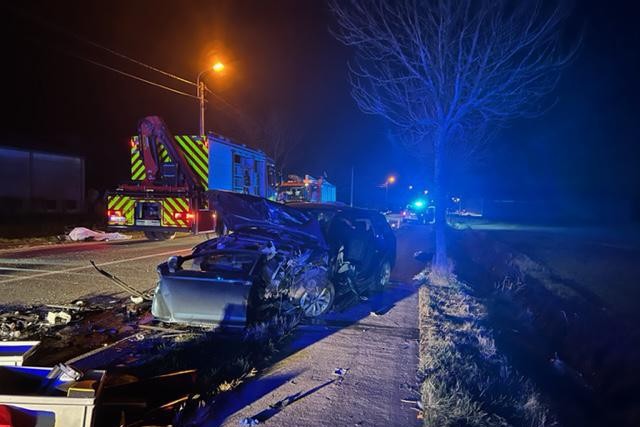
[162, 211, 175, 226]
[161, 199, 187, 227]
[131, 147, 146, 180]
[122, 199, 135, 219]
[165, 197, 183, 213]
[113, 196, 130, 211]
[182, 136, 209, 165]
[175, 135, 208, 172]
[158, 144, 171, 163]
[132, 165, 146, 181]
[108, 195, 124, 209]
[175, 197, 189, 210]
[174, 136, 208, 185]
[131, 150, 141, 164]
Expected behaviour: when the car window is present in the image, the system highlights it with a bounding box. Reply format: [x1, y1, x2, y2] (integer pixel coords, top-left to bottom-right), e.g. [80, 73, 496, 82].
[371, 213, 392, 236]
[353, 217, 373, 233]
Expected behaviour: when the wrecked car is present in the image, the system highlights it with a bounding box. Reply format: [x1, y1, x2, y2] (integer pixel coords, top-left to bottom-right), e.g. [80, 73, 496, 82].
[151, 191, 396, 327]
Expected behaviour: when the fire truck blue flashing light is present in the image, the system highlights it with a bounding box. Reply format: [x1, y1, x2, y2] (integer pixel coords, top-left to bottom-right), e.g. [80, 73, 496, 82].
[412, 199, 426, 209]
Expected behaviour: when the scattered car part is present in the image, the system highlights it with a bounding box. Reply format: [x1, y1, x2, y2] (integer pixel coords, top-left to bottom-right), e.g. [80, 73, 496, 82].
[46, 311, 72, 325]
[90, 261, 149, 300]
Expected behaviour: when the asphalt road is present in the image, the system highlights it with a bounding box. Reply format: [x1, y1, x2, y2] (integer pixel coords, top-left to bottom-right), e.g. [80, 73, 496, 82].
[0, 235, 204, 306]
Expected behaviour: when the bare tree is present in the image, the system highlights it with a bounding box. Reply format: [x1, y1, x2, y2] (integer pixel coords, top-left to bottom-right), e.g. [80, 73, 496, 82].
[331, 0, 577, 274]
[224, 108, 301, 178]
[260, 111, 302, 177]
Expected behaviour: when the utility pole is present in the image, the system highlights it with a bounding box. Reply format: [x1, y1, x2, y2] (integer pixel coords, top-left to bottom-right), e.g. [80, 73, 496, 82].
[350, 166, 354, 207]
[196, 62, 224, 136]
[385, 182, 389, 207]
[198, 81, 206, 136]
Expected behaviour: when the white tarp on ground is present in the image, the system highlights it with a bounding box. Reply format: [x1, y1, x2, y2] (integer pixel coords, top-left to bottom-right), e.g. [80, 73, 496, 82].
[67, 227, 131, 242]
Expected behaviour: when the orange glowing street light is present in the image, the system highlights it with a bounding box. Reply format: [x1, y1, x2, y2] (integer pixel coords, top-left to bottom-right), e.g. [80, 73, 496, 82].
[386, 175, 396, 184]
[212, 61, 225, 73]
[197, 61, 226, 135]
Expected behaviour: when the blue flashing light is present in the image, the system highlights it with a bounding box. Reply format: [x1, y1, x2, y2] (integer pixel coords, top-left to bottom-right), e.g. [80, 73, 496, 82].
[412, 199, 426, 209]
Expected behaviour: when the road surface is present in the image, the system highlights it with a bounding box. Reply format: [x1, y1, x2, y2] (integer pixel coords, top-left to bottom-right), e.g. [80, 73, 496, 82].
[0, 235, 203, 305]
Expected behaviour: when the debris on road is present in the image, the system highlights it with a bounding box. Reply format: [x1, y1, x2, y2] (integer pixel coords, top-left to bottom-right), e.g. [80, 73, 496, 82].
[90, 261, 149, 300]
[67, 227, 131, 242]
[240, 417, 261, 426]
[46, 310, 72, 325]
[333, 367, 349, 376]
[1, 309, 45, 339]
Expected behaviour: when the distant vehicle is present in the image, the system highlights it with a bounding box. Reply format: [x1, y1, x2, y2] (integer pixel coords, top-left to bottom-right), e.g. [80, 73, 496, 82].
[276, 174, 336, 203]
[106, 116, 277, 240]
[383, 210, 404, 229]
[402, 198, 434, 224]
[151, 191, 396, 328]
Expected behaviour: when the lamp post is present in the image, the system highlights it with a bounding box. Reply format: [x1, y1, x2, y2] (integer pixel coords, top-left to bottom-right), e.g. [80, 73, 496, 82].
[384, 175, 396, 208]
[196, 61, 225, 136]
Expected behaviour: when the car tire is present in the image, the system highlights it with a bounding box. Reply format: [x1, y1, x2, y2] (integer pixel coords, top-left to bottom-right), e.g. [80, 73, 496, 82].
[370, 259, 392, 293]
[298, 281, 335, 318]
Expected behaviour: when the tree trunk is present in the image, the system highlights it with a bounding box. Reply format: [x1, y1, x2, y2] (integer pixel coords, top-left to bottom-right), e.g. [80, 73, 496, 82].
[432, 127, 448, 275]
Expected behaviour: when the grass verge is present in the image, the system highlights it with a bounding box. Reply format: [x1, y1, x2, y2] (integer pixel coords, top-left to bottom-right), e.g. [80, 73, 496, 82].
[418, 268, 555, 426]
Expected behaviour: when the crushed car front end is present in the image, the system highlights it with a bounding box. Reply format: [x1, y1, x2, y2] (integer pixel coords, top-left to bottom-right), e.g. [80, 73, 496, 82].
[151, 191, 333, 328]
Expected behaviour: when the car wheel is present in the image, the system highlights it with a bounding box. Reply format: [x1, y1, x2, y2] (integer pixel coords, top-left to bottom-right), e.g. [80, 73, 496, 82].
[371, 260, 392, 293]
[299, 281, 335, 318]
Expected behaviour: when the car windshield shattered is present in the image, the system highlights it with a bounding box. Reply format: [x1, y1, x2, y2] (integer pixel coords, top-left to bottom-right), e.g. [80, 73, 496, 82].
[207, 190, 323, 243]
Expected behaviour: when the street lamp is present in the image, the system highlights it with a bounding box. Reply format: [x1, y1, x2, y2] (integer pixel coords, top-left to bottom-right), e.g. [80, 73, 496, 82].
[197, 62, 225, 136]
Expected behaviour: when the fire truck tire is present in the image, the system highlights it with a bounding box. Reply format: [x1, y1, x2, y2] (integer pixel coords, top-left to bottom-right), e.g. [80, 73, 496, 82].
[144, 231, 176, 241]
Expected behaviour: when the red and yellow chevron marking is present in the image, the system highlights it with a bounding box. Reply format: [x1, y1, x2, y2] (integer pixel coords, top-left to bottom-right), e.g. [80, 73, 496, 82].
[107, 195, 135, 225]
[161, 197, 191, 228]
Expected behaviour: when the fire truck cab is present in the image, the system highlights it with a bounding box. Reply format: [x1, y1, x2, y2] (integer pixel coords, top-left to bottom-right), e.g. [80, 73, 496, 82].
[276, 174, 336, 204]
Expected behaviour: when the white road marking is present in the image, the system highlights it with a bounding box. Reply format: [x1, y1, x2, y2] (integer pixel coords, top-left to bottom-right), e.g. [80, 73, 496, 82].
[0, 266, 62, 273]
[0, 248, 192, 285]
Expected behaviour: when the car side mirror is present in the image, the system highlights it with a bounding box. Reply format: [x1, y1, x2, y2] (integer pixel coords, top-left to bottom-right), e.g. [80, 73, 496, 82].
[167, 255, 182, 273]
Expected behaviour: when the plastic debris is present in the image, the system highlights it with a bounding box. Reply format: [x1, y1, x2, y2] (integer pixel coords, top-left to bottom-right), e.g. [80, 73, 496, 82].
[46, 311, 72, 325]
[49, 363, 83, 382]
[240, 417, 260, 426]
[68, 227, 132, 242]
[130, 296, 144, 304]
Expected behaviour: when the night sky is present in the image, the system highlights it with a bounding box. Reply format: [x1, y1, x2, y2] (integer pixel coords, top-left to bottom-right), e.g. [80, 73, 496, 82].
[1, 1, 638, 208]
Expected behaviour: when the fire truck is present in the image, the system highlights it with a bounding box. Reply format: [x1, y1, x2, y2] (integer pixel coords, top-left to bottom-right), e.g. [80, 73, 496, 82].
[276, 174, 336, 203]
[106, 116, 276, 240]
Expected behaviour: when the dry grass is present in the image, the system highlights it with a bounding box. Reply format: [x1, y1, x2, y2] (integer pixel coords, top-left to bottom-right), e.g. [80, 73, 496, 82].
[418, 268, 556, 426]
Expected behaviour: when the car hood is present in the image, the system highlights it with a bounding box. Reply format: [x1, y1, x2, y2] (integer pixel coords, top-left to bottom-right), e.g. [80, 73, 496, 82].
[207, 190, 326, 246]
